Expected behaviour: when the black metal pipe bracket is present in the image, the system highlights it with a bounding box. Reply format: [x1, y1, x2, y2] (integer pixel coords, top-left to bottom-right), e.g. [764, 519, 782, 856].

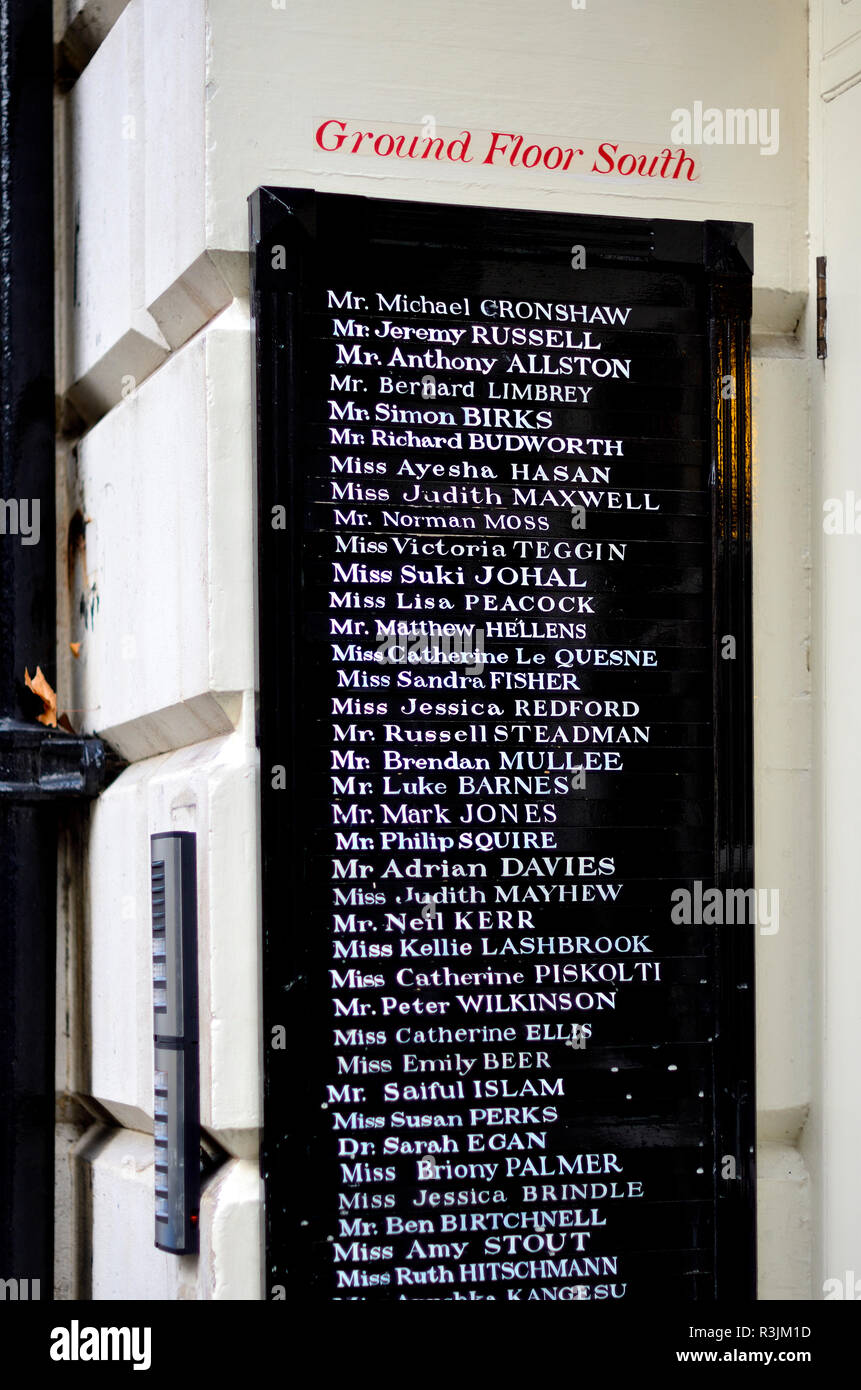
[0, 718, 118, 802]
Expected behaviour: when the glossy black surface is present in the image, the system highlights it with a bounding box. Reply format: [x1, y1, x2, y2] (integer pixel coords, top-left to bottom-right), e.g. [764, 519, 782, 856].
[251, 188, 755, 1301]
[0, 0, 57, 1292]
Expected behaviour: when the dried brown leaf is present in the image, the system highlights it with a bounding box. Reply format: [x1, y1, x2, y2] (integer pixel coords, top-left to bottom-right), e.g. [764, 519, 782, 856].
[24, 665, 58, 727]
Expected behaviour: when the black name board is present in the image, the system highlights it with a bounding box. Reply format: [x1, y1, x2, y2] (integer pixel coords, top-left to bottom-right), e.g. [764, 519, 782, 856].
[250, 188, 755, 1302]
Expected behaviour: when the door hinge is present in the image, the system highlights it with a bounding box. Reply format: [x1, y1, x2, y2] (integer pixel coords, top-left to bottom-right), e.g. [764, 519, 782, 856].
[817, 255, 827, 360]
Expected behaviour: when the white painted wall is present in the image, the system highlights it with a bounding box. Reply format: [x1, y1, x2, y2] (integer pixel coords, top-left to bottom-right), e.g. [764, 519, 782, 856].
[55, 0, 815, 1299]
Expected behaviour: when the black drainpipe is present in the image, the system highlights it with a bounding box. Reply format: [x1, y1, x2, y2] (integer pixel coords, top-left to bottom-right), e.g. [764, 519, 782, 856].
[0, 0, 114, 1294]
